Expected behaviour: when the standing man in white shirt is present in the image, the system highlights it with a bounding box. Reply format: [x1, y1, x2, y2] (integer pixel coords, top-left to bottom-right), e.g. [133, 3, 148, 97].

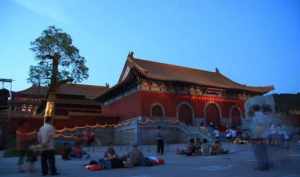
[250, 105, 271, 171]
[38, 116, 59, 176]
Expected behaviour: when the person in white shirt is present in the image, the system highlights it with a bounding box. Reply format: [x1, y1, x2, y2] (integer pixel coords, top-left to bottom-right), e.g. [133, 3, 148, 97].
[231, 129, 237, 139]
[249, 105, 271, 171]
[38, 116, 59, 176]
[213, 128, 220, 139]
[225, 128, 232, 139]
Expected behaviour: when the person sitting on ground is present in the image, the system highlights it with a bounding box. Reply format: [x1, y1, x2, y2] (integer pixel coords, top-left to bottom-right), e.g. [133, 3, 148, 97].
[83, 128, 96, 152]
[70, 142, 90, 159]
[213, 127, 220, 139]
[211, 140, 221, 155]
[211, 140, 229, 155]
[103, 146, 123, 168]
[231, 128, 237, 140]
[241, 131, 250, 141]
[185, 139, 196, 156]
[104, 146, 117, 160]
[201, 138, 210, 156]
[199, 122, 208, 133]
[176, 139, 196, 156]
[194, 138, 202, 154]
[233, 134, 248, 144]
[225, 128, 232, 140]
[123, 145, 145, 167]
[61, 142, 72, 160]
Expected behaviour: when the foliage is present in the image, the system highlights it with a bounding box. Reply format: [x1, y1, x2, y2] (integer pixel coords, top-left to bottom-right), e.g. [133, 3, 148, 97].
[28, 26, 88, 86]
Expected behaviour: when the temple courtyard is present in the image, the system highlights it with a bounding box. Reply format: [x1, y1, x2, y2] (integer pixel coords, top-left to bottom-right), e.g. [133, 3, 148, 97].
[1, 143, 300, 177]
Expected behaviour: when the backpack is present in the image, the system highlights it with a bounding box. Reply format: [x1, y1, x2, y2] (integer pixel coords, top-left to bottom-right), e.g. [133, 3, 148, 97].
[147, 156, 165, 165]
[86, 164, 102, 171]
[85, 160, 103, 171]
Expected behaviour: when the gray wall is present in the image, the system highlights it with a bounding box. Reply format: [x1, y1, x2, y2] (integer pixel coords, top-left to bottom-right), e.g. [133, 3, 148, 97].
[77, 118, 192, 145]
[140, 126, 185, 144]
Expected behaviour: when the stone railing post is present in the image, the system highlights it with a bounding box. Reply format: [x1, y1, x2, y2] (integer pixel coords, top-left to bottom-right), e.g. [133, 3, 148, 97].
[136, 116, 142, 145]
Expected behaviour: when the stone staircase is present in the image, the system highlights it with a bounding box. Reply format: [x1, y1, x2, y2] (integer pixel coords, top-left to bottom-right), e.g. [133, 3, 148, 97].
[139, 118, 214, 143]
[174, 122, 214, 142]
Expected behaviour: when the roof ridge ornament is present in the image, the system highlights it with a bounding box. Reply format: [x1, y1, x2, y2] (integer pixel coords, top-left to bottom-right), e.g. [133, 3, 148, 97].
[215, 67, 220, 73]
[126, 52, 149, 75]
[128, 51, 134, 58]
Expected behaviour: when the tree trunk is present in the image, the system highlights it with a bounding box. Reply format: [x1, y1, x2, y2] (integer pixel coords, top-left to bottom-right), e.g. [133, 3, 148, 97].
[44, 54, 60, 122]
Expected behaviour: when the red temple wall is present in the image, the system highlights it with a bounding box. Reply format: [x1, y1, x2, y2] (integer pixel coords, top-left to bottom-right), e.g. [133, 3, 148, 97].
[102, 90, 245, 121]
[139, 91, 245, 120]
[101, 92, 143, 120]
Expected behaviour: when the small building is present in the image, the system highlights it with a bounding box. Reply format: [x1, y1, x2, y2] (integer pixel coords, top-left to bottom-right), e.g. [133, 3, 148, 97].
[10, 84, 107, 117]
[8, 84, 119, 132]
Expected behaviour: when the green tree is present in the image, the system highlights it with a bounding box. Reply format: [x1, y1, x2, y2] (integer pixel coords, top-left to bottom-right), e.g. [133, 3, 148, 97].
[28, 26, 89, 86]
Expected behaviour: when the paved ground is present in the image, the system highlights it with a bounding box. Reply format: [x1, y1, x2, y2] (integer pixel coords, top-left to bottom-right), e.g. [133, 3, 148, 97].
[1, 143, 300, 177]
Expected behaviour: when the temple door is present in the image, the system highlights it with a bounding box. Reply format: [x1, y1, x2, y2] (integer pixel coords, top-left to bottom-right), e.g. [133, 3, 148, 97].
[178, 104, 193, 125]
[151, 105, 164, 117]
[206, 104, 221, 127]
[231, 107, 241, 128]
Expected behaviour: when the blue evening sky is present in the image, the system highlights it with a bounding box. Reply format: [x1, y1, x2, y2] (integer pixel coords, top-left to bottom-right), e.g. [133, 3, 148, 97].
[0, 0, 299, 93]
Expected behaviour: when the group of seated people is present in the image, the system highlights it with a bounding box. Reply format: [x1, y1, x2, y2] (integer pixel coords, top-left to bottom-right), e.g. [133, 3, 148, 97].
[99, 145, 145, 168]
[61, 142, 90, 160]
[205, 122, 248, 145]
[95, 144, 163, 170]
[61, 142, 147, 168]
[60, 128, 96, 160]
[60, 136, 164, 170]
[177, 138, 228, 156]
[225, 128, 249, 144]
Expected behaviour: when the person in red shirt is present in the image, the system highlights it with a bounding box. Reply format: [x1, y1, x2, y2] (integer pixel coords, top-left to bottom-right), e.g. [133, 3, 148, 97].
[16, 121, 36, 173]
